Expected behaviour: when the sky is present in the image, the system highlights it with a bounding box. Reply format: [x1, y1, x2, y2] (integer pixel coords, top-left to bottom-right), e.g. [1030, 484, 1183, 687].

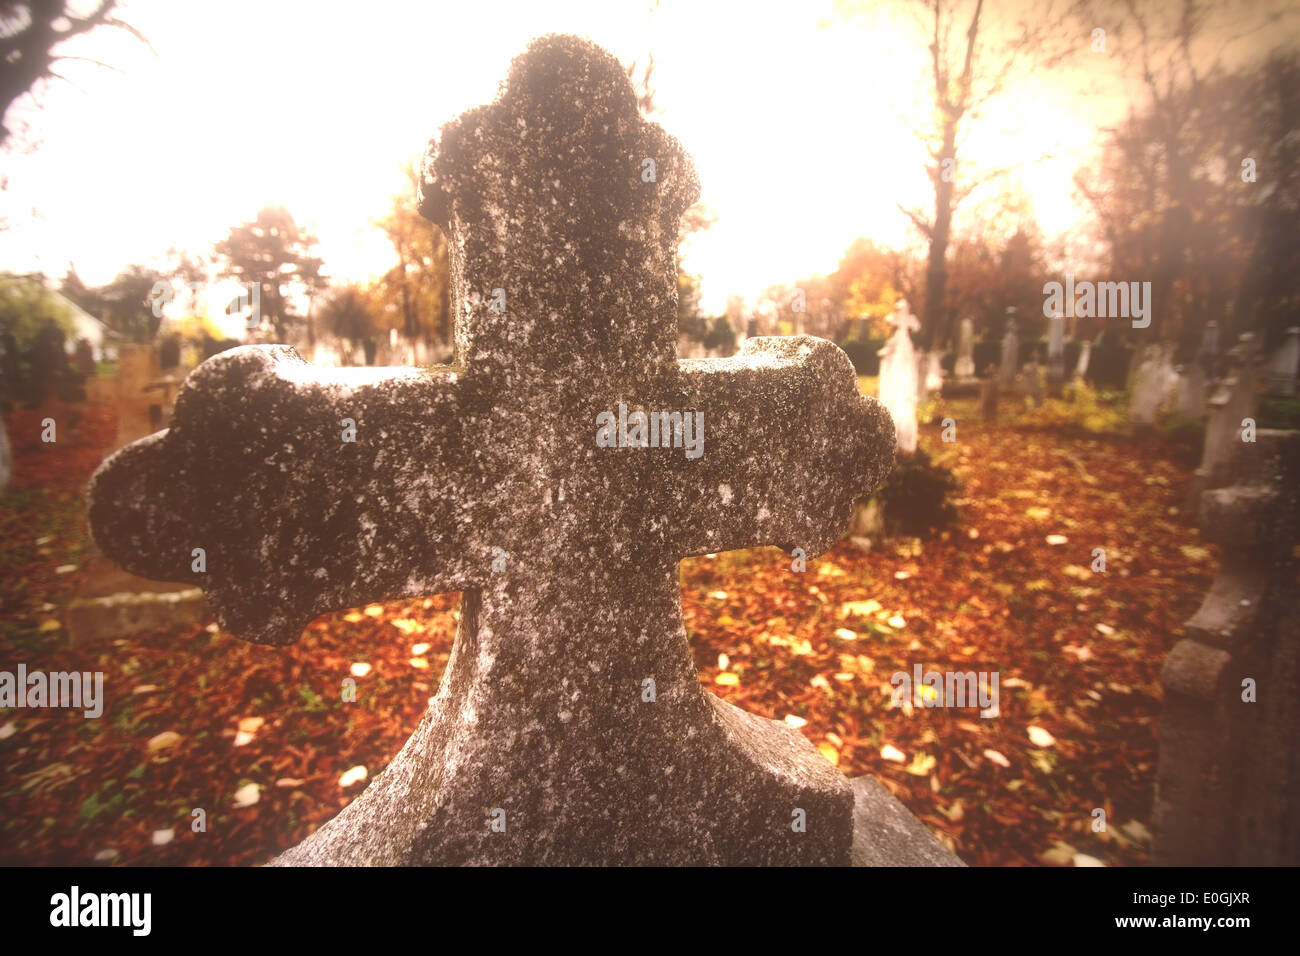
[0, 0, 1282, 327]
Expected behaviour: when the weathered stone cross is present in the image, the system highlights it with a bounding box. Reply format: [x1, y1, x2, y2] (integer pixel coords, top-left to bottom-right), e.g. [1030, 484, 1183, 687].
[89, 35, 895, 865]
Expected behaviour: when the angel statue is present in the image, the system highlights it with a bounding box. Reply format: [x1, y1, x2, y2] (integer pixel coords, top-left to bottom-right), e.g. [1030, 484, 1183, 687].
[877, 299, 921, 454]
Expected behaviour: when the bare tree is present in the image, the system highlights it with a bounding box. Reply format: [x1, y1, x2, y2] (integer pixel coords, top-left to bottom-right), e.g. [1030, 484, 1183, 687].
[0, 0, 148, 147]
[836, 0, 1076, 351]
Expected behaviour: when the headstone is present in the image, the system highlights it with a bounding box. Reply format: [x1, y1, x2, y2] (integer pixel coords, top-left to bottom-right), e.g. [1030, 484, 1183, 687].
[112, 344, 164, 451]
[999, 317, 1018, 388]
[1155, 427, 1300, 864]
[877, 299, 920, 453]
[88, 36, 957, 867]
[1266, 326, 1299, 396]
[1046, 310, 1065, 395]
[1129, 342, 1178, 426]
[917, 350, 944, 400]
[1193, 333, 1260, 496]
[954, 318, 975, 379]
[1018, 360, 1043, 407]
[1177, 319, 1221, 418]
[1074, 339, 1091, 381]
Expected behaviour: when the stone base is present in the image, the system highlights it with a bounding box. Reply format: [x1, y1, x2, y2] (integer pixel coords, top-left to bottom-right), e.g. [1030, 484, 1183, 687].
[850, 776, 964, 866]
[64, 588, 208, 645]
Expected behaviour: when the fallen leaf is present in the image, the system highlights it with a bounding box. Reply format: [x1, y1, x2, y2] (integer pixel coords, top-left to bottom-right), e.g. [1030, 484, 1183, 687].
[880, 744, 906, 763]
[232, 783, 261, 807]
[152, 829, 174, 846]
[237, 717, 264, 734]
[147, 731, 182, 753]
[363, 604, 384, 617]
[834, 628, 858, 641]
[983, 748, 1011, 768]
[338, 766, 368, 788]
[714, 672, 739, 686]
[840, 599, 882, 618]
[411, 642, 432, 655]
[1027, 726, 1057, 748]
[783, 715, 808, 729]
[1039, 840, 1077, 865]
[1073, 853, 1106, 867]
[905, 752, 936, 776]
[349, 662, 371, 677]
[816, 742, 840, 766]
[1121, 820, 1153, 844]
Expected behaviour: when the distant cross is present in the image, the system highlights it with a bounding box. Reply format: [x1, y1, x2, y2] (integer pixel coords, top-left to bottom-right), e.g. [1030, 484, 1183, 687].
[90, 35, 895, 865]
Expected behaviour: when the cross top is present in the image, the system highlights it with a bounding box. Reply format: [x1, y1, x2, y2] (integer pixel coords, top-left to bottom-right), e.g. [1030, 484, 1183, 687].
[89, 35, 896, 865]
[418, 34, 696, 381]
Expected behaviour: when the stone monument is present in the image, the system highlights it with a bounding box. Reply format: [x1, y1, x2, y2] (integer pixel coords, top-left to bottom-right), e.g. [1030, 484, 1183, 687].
[88, 36, 959, 867]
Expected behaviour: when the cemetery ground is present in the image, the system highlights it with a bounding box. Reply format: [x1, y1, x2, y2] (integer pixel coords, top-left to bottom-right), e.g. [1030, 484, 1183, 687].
[1, 385, 1220, 867]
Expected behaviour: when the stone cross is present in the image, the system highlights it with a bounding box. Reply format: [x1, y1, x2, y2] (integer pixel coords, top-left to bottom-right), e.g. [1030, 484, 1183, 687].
[88, 35, 895, 865]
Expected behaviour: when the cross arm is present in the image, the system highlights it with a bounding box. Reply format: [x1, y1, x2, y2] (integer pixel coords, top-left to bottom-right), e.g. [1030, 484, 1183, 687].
[88, 346, 486, 646]
[663, 336, 895, 560]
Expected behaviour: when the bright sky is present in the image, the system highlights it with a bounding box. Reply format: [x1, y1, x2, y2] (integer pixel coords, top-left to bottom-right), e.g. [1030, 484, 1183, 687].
[0, 0, 1185, 320]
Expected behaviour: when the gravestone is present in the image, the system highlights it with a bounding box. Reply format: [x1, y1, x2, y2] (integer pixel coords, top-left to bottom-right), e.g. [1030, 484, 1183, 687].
[917, 350, 943, 401]
[1267, 326, 1299, 397]
[1154, 427, 1299, 864]
[954, 318, 975, 379]
[1074, 339, 1091, 382]
[1017, 359, 1043, 407]
[1175, 320, 1220, 419]
[1046, 310, 1065, 395]
[88, 36, 958, 867]
[1192, 333, 1260, 498]
[112, 344, 163, 451]
[999, 320, 1018, 388]
[1129, 342, 1177, 426]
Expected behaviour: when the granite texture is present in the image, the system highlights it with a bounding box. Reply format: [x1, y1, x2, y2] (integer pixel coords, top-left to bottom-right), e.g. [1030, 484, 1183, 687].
[88, 35, 899, 865]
